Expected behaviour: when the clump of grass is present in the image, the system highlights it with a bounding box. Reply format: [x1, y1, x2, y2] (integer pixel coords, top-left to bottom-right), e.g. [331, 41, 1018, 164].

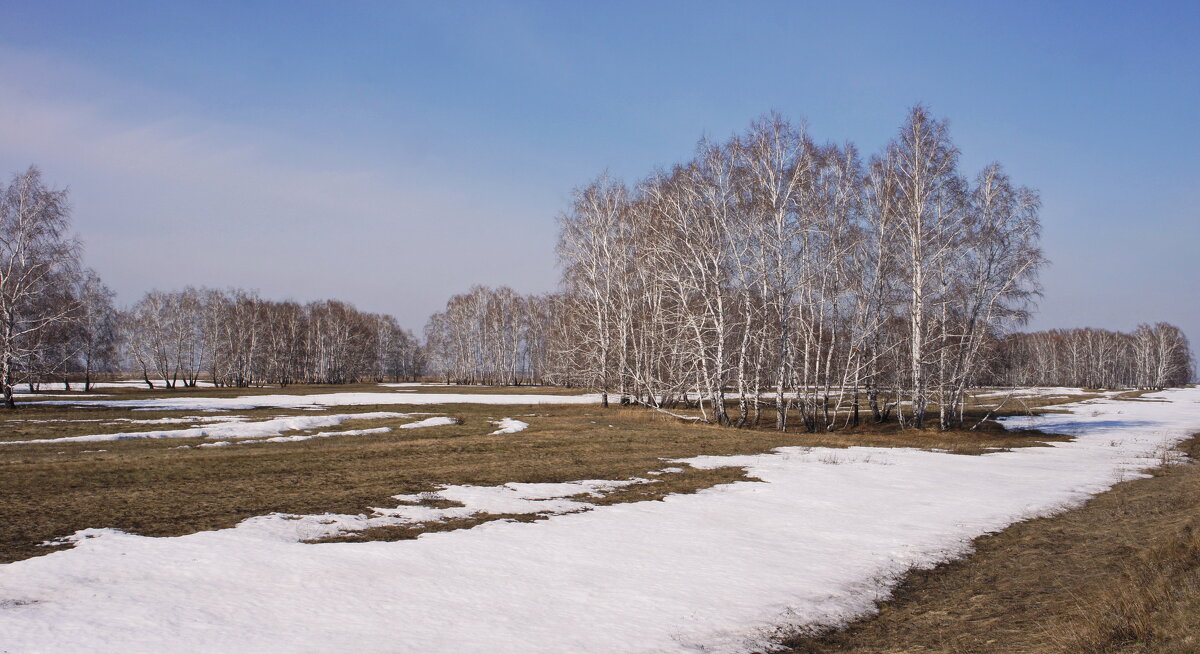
[1049, 521, 1200, 653]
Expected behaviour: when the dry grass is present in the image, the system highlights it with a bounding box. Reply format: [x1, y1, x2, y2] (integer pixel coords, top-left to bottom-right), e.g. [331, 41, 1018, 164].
[0, 402, 806, 563]
[780, 434, 1200, 654]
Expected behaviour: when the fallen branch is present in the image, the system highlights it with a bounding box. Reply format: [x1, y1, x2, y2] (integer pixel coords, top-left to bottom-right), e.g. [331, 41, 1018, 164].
[631, 397, 708, 423]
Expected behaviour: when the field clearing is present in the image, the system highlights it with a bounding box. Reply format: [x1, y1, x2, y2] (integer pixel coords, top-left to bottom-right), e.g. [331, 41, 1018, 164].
[2, 384, 1195, 653]
[0, 384, 1100, 564]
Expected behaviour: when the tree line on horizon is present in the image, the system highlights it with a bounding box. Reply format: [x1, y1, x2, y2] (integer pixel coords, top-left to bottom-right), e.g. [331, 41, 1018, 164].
[121, 288, 425, 389]
[992, 325, 1191, 390]
[0, 167, 423, 408]
[2, 109, 1193, 419]
[418, 284, 1193, 411]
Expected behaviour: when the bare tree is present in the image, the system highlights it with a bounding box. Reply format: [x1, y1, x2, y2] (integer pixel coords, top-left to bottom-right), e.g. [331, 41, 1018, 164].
[72, 269, 119, 391]
[0, 167, 82, 408]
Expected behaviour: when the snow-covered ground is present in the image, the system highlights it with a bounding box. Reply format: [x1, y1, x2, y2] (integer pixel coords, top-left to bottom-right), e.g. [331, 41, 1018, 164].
[0, 412, 411, 446]
[971, 386, 1125, 400]
[2, 388, 1199, 653]
[14, 385, 1090, 412]
[10, 393, 114, 399]
[24, 390, 602, 411]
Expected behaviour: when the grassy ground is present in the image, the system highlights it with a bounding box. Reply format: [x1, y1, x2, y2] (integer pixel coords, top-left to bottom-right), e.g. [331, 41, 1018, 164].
[780, 433, 1200, 654]
[0, 383, 1095, 564]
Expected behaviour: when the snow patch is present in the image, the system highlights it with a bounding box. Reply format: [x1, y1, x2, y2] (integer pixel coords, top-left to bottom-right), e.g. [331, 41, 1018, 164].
[398, 416, 458, 429]
[10, 393, 113, 399]
[110, 416, 245, 426]
[194, 427, 395, 448]
[489, 418, 529, 434]
[0, 412, 408, 445]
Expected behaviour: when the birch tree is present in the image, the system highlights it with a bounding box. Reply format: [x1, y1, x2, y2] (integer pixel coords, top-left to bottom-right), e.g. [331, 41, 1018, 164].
[0, 167, 82, 408]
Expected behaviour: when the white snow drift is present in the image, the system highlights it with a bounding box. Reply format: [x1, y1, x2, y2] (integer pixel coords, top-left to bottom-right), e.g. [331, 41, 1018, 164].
[1, 388, 1199, 653]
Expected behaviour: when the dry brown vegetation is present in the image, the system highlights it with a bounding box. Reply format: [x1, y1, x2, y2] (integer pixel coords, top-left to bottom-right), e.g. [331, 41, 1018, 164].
[780, 434, 1200, 654]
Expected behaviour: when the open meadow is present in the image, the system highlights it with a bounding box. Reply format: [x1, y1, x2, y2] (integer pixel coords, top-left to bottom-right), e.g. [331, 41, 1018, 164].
[2, 382, 1198, 652]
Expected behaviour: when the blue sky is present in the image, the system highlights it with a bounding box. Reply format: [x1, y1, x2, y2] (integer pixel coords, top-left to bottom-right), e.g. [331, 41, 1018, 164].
[1, 1, 1197, 343]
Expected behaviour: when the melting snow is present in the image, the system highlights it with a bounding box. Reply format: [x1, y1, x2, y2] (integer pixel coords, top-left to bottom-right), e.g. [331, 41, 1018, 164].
[110, 416, 243, 425]
[398, 416, 459, 430]
[10, 393, 113, 399]
[231, 478, 648, 544]
[196, 427, 396, 448]
[489, 418, 529, 434]
[0, 412, 408, 445]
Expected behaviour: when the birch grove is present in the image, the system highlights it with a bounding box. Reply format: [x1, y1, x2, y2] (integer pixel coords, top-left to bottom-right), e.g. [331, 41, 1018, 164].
[987, 325, 1193, 389]
[423, 286, 551, 385]
[553, 108, 1053, 430]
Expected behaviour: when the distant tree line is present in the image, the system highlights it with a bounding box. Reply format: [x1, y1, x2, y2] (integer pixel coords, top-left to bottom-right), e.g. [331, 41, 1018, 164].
[422, 285, 554, 385]
[123, 288, 424, 388]
[0, 166, 423, 407]
[985, 324, 1192, 390]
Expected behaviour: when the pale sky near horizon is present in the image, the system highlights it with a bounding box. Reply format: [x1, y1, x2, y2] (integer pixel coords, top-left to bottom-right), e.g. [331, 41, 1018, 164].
[1, 1, 1197, 344]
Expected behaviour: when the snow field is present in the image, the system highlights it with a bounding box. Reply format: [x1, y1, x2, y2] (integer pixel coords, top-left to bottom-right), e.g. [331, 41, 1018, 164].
[16, 380, 217, 392]
[9, 393, 114, 399]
